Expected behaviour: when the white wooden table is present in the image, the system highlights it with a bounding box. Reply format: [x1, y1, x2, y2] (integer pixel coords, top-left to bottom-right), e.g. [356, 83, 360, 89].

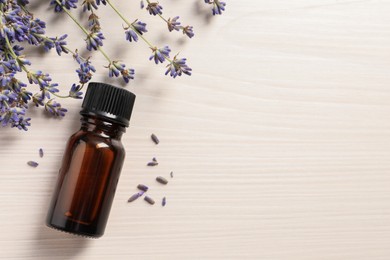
[1, 0, 390, 259]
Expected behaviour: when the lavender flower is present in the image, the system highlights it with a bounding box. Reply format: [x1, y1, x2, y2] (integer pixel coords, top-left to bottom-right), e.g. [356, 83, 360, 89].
[108, 62, 123, 77]
[125, 21, 147, 42]
[204, 0, 226, 15]
[27, 71, 53, 88]
[108, 61, 134, 83]
[132, 20, 147, 35]
[82, 0, 98, 12]
[32, 93, 45, 107]
[12, 116, 31, 131]
[96, 0, 106, 5]
[167, 16, 181, 32]
[121, 68, 135, 83]
[0, 107, 30, 131]
[85, 32, 105, 51]
[125, 30, 138, 42]
[43, 34, 69, 56]
[182, 26, 194, 38]
[0, 72, 16, 87]
[0, 90, 18, 108]
[45, 83, 60, 94]
[75, 58, 96, 84]
[165, 55, 192, 78]
[88, 13, 101, 32]
[18, 88, 33, 104]
[44, 100, 67, 117]
[149, 46, 171, 64]
[146, 2, 163, 16]
[16, 56, 31, 67]
[69, 84, 83, 99]
[50, 0, 79, 12]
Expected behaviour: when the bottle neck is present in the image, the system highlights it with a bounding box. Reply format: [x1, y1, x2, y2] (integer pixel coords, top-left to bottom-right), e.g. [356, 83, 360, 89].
[80, 115, 126, 139]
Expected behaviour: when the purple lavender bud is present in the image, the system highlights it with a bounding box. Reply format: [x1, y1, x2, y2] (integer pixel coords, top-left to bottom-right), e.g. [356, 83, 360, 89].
[132, 20, 147, 35]
[96, 0, 106, 5]
[44, 100, 67, 117]
[128, 191, 144, 202]
[137, 184, 149, 192]
[69, 84, 83, 99]
[182, 26, 194, 38]
[149, 46, 171, 64]
[121, 68, 135, 83]
[212, 0, 226, 15]
[50, 0, 78, 12]
[165, 56, 192, 78]
[167, 16, 181, 32]
[85, 32, 105, 51]
[144, 196, 155, 205]
[125, 29, 138, 42]
[76, 59, 95, 84]
[27, 161, 39, 167]
[146, 2, 163, 16]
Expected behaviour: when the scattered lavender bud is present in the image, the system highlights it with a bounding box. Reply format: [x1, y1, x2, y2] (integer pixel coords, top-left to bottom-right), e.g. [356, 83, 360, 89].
[147, 157, 158, 166]
[151, 133, 159, 144]
[162, 197, 166, 207]
[127, 191, 144, 202]
[156, 176, 168, 185]
[147, 161, 158, 166]
[144, 195, 155, 205]
[170, 171, 173, 178]
[137, 184, 149, 192]
[39, 148, 44, 158]
[27, 161, 39, 168]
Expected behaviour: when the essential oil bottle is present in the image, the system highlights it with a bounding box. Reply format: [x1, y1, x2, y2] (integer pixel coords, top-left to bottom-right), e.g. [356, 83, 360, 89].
[46, 82, 136, 238]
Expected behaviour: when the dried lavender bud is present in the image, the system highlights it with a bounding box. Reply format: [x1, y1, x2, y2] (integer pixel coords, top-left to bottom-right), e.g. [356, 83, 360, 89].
[170, 171, 173, 178]
[162, 197, 166, 207]
[147, 157, 158, 166]
[137, 184, 149, 192]
[27, 161, 39, 168]
[147, 161, 158, 166]
[127, 191, 144, 203]
[151, 133, 159, 144]
[156, 176, 168, 185]
[39, 148, 44, 158]
[144, 195, 155, 205]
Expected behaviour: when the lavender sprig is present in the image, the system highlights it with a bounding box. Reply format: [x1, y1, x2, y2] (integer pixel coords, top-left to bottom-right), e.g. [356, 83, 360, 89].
[204, 0, 226, 15]
[143, 0, 195, 39]
[106, 0, 192, 77]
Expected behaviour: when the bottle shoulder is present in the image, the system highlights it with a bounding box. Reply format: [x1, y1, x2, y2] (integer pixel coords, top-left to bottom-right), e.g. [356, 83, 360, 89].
[69, 129, 125, 152]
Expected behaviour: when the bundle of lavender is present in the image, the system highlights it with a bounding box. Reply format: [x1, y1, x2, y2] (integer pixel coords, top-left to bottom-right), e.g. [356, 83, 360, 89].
[0, 0, 226, 130]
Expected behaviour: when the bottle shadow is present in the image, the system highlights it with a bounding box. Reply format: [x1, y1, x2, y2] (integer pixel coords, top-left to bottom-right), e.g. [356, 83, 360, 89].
[32, 223, 92, 260]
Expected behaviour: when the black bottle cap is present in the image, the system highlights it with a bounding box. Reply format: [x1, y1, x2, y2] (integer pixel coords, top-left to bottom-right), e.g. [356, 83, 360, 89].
[80, 82, 136, 127]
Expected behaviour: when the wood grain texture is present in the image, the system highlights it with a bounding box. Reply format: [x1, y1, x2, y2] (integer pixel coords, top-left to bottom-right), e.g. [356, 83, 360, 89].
[1, 0, 390, 259]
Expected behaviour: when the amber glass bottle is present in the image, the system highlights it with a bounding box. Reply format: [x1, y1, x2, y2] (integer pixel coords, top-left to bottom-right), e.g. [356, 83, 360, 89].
[46, 82, 136, 238]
